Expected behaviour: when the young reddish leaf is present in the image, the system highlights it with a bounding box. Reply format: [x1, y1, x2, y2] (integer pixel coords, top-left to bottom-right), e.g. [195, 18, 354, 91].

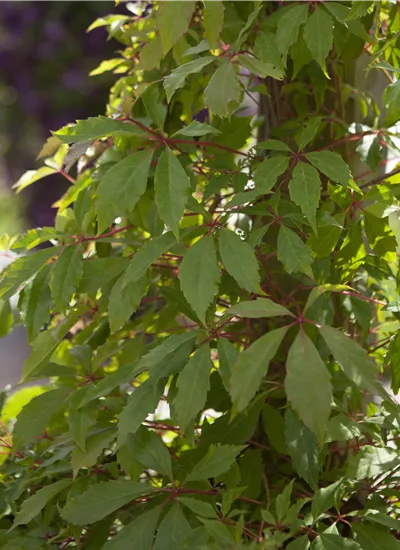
[178, 236, 220, 324]
[154, 149, 190, 239]
[219, 228, 261, 293]
[285, 331, 332, 443]
[230, 327, 287, 412]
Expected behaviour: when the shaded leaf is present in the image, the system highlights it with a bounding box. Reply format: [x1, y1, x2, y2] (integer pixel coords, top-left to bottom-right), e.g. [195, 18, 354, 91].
[102, 508, 160, 550]
[108, 274, 147, 333]
[54, 116, 147, 143]
[179, 497, 218, 519]
[61, 481, 155, 525]
[153, 504, 191, 550]
[188, 444, 243, 481]
[289, 162, 321, 233]
[277, 226, 313, 278]
[164, 57, 215, 102]
[173, 344, 211, 431]
[231, 327, 287, 412]
[205, 60, 242, 118]
[157, 1, 196, 54]
[304, 9, 333, 71]
[50, 244, 83, 311]
[276, 4, 309, 60]
[226, 297, 293, 319]
[203, 1, 224, 48]
[305, 151, 352, 186]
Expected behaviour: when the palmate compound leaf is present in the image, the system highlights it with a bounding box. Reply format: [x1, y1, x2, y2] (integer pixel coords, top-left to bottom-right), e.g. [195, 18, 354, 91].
[319, 325, 378, 391]
[305, 151, 352, 186]
[96, 149, 154, 233]
[218, 228, 261, 293]
[178, 235, 220, 324]
[285, 331, 332, 443]
[173, 344, 212, 431]
[12, 479, 71, 529]
[61, 480, 156, 525]
[157, 1, 196, 55]
[204, 60, 242, 118]
[230, 327, 287, 413]
[154, 149, 191, 239]
[288, 162, 321, 233]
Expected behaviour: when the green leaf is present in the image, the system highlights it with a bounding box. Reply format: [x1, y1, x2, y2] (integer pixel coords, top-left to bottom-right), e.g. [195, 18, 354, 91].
[253, 156, 289, 193]
[286, 535, 310, 550]
[277, 226, 313, 278]
[389, 333, 400, 394]
[285, 409, 320, 489]
[303, 9, 333, 72]
[127, 427, 173, 480]
[285, 331, 332, 443]
[54, 116, 147, 143]
[153, 504, 191, 550]
[96, 150, 154, 232]
[219, 228, 261, 293]
[308, 225, 342, 258]
[288, 162, 321, 233]
[226, 297, 293, 319]
[347, 2, 373, 20]
[346, 446, 398, 480]
[80, 257, 129, 293]
[217, 338, 238, 392]
[122, 232, 176, 286]
[0, 298, 12, 338]
[235, 5, 263, 50]
[199, 518, 235, 545]
[204, 60, 242, 118]
[178, 236, 220, 324]
[12, 479, 71, 529]
[184, 39, 211, 57]
[313, 534, 361, 550]
[11, 227, 59, 252]
[13, 388, 70, 449]
[276, 4, 309, 60]
[179, 497, 218, 519]
[13, 166, 57, 193]
[296, 117, 322, 151]
[22, 310, 81, 381]
[157, 1, 196, 55]
[203, 2, 224, 48]
[257, 139, 291, 153]
[0, 246, 58, 300]
[276, 480, 294, 522]
[102, 508, 160, 550]
[142, 84, 166, 131]
[117, 380, 163, 446]
[262, 403, 287, 454]
[78, 362, 138, 408]
[237, 55, 283, 80]
[61, 481, 155, 525]
[311, 479, 343, 520]
[172, 121, 220, 137]
[173, 344, 212, 431]
[140, 37, 163, 71]
[319, 325, 378, 390]
[50, 244, 83, 311]
[137, 332, 197, 372]
[230, 327, 287, 412]
[353, 524, 400, 550]
[187, 444, 243, 481]
[71, 430, 116, 476]
[305, 151, 352, 186]
[108, 274, 147, 333]
[164, 57, 215, 103]
[154, 149, 190, 238]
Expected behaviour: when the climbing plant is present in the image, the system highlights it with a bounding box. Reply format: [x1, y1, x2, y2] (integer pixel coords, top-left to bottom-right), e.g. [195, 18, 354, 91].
[1, 1, 400, 548]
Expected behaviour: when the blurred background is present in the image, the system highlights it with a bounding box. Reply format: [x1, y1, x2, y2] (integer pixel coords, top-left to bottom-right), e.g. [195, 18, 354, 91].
[0, 1, 124, 386]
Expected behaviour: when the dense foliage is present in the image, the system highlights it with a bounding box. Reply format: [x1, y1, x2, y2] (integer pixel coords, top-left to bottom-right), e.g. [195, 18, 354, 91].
[2, 1, 400, 548]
